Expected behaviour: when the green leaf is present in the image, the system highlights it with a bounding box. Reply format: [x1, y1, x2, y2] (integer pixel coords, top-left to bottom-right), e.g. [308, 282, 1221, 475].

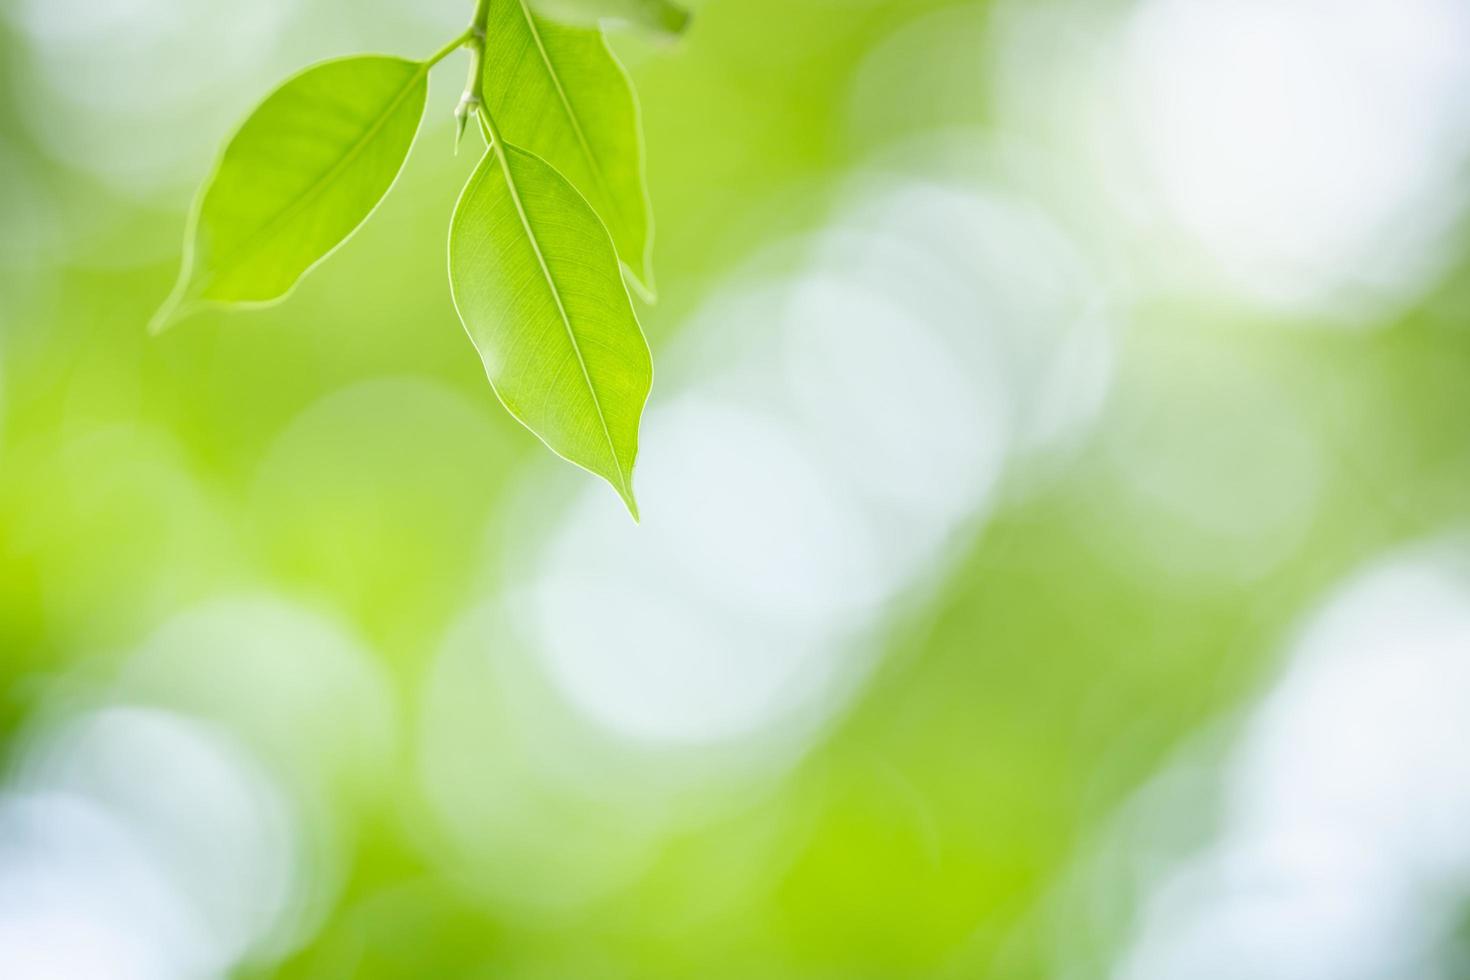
[530, 0, 692, 38]
[151, 55, 429, 332]
[449, 142, 652, 518]
[480, 0, 657, 299]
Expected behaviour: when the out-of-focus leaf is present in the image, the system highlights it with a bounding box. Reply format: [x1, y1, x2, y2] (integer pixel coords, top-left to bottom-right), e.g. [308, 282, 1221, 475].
[531, 0, 691, 38]
[449, 141, 651, 518]
[151, 56, 428, 332]
[481, 0, 657, 298]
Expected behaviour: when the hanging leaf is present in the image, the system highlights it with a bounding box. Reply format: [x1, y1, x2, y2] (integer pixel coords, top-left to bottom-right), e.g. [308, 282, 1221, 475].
[449, 141, 652, 518]
[480, 0, 657, 298]
[151, 55, 429, 332]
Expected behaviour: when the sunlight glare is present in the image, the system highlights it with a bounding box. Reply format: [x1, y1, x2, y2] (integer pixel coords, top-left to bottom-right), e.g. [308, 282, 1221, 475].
[1121, 0, 1470, 317]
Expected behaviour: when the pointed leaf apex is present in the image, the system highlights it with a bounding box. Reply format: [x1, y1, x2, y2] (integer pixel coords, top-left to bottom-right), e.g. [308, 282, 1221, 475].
[148, 291, 186, 335]
[616, 479, 641, 523]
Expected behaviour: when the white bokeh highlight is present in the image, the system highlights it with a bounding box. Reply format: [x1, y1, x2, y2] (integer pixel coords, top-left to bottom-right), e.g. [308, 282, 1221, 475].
[1112, 539, 1470, 979]
[988, 0, 1470, 322]
[117, 595, 398, 806]
[1093, 336, 1326, 585]
[1122, 0, 1470, 316]
[463, 161, 1110, 758]
[0, 707, 306, 979]
[0, 792, 207, 980]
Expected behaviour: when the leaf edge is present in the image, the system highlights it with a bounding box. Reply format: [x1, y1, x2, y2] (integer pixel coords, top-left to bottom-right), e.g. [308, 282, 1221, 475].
[149, 53, 433, 335]
[446, 141, 652, 521]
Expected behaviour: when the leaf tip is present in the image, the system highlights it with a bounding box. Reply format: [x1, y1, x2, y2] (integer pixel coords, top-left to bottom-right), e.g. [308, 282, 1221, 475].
[616, 481, 641, 523]
[625, 263, 658, 305]
[147, 294, 185, 336]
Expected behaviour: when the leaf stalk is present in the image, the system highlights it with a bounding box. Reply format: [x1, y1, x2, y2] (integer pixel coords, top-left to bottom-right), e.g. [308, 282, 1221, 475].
[453, 0, 496, 151]
[424, 28, 474, 69]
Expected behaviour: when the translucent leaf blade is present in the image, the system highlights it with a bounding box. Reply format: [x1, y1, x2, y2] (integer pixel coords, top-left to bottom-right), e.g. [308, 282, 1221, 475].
[152, 55, 429, 331]
[449, 143, 652, 518]
[481, 0, 656, 298]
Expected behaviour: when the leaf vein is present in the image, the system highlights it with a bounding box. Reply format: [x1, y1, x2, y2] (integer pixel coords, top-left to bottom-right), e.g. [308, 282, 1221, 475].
[493, 142, 629, 500]
[194, 61, 427, 297]
[512, 0, 624, 231]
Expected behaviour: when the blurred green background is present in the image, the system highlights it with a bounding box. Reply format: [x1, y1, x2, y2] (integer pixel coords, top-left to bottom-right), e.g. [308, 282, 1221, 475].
[4, 0, 1470, 976]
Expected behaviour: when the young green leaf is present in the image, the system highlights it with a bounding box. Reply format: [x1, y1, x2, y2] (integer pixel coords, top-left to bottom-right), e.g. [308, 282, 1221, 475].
[151, 55, 429, 332]
[480, 0, 657, 299]
[449, 141, 651, 519]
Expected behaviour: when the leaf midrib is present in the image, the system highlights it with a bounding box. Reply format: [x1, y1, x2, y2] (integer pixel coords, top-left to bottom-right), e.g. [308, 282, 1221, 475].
[193, 60, 427, 299]
[492, 143, 630, 501]
[512, 0, 626, 233]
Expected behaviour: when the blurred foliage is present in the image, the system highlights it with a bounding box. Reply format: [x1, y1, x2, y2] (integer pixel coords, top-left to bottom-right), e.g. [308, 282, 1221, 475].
[2, 0, 1470, 977]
